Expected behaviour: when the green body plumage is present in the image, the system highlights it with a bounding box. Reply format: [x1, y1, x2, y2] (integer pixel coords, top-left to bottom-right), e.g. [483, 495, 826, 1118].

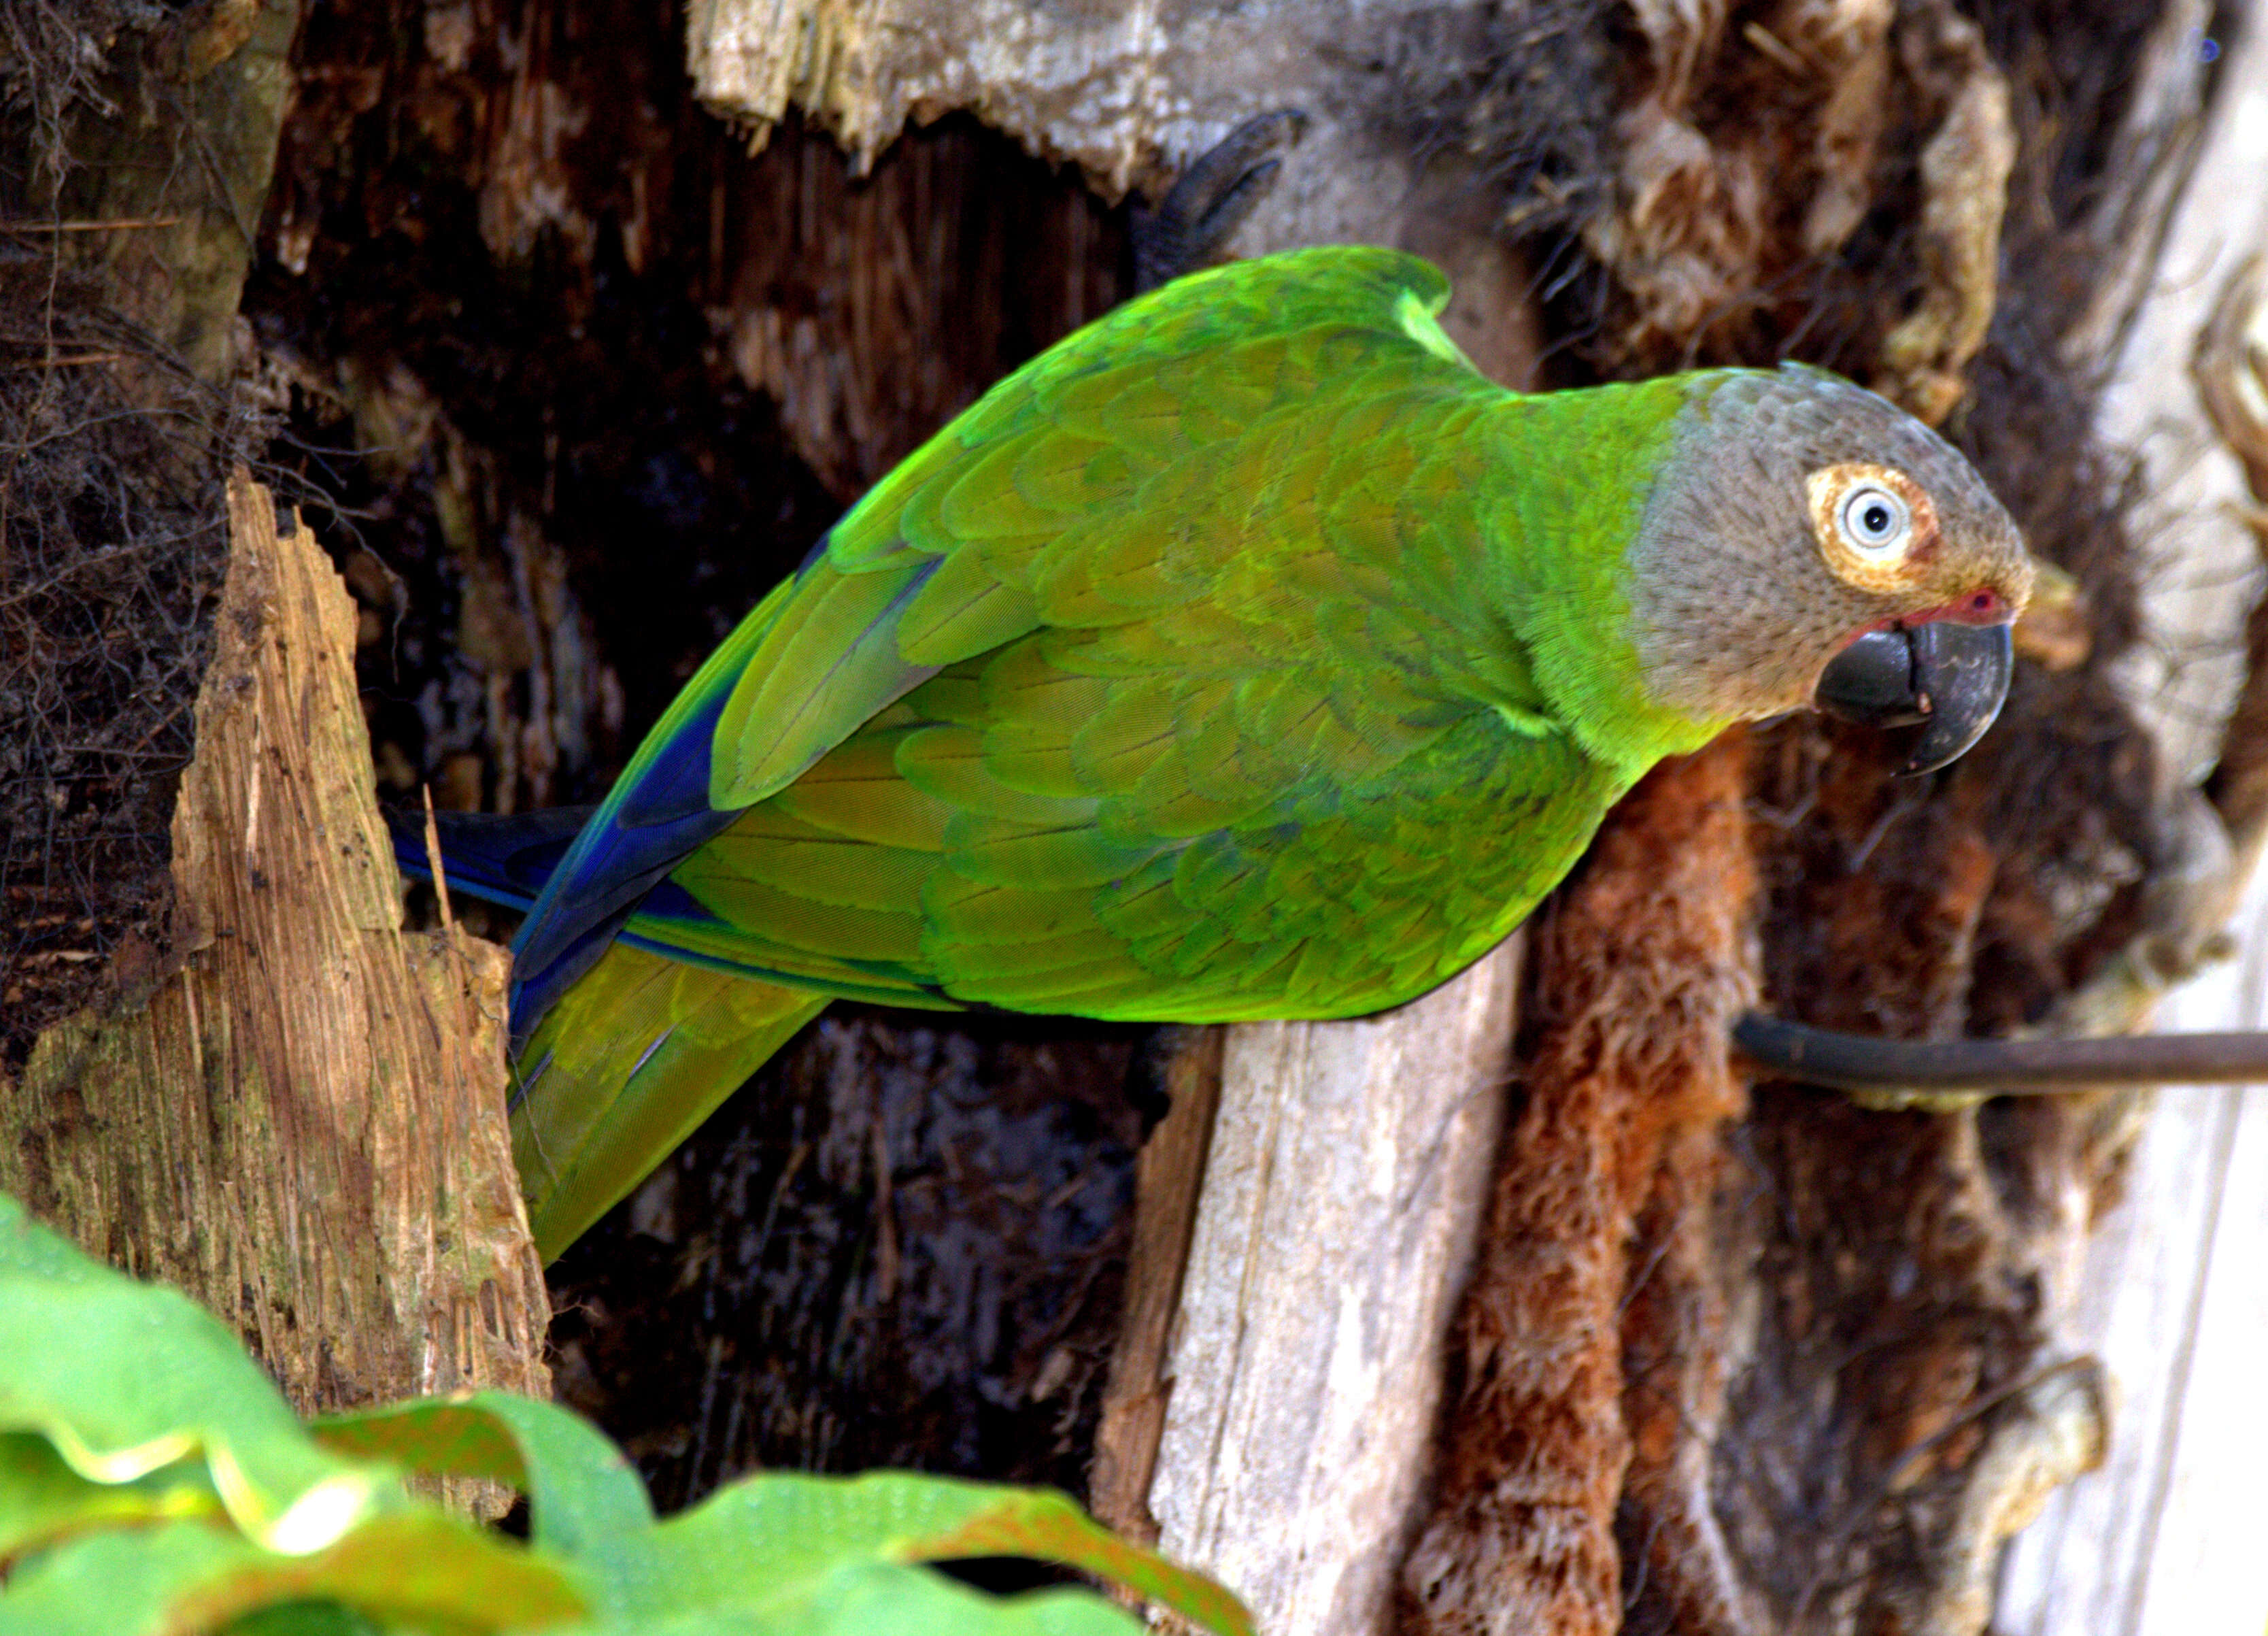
[440, 245, 2029, 1258]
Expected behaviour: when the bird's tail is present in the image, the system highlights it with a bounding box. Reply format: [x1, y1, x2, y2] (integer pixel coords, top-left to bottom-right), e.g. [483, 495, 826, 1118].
[511, 940, 827, 1259]
[386, 804, 592, 915]
[390, 805, 828, 1261]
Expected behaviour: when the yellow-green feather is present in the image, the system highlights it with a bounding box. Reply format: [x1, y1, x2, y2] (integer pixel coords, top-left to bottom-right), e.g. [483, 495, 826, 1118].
[513, 946, 828, 1261]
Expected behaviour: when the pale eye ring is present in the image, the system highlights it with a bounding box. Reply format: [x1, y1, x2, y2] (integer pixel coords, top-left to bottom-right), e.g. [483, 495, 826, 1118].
[1838, 484, 1911, 556]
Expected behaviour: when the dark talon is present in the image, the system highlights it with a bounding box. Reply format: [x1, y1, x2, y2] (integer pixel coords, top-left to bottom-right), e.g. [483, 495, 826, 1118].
[1134, 110, 1312, 291]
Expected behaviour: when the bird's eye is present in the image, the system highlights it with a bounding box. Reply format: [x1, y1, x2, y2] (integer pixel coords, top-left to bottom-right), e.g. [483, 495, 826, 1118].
[1807, 463, 1933, 590]
[1838, 484, 1911, 557]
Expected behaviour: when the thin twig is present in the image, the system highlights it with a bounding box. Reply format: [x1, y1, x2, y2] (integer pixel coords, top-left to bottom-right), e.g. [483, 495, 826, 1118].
[421, 785, 453, 932]
[7, 353, 128, 368]
[1735, 1011, 2268, 1092]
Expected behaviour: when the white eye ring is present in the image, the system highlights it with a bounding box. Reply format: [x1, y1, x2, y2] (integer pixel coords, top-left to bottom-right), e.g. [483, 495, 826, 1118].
[1838, 484, 1911, 557]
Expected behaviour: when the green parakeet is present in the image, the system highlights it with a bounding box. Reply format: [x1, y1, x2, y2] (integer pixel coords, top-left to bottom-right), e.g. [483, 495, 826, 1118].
[403, 245, 2034, 1260]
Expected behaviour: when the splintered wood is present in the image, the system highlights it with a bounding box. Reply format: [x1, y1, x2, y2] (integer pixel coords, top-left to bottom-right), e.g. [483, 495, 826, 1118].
[1090, 1026, 1226, 1547]
[1117, 947, 1518, 1636]
[1404, 733, 1757, 1636]
[0, 474, 548, 1478]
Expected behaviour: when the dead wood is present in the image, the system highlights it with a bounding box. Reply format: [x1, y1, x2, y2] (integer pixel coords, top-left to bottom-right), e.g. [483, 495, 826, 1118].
[2, 3, 550, 1515]
[1144, 948, 1518, 1636]
[1090, 1024, 1225, 1551]
[0, 473, 548, 1508]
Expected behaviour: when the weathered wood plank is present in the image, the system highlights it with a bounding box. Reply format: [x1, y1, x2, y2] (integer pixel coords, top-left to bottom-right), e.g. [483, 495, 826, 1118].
[1998, 1, 2268, 1624]
[1091, 1026, 1228, 1548]
[1145, 946, 1518, 1636]
[1997, 908, 2268, 1635]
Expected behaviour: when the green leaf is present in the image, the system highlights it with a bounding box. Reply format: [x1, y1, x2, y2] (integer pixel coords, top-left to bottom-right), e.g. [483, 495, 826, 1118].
[312, 1392, 653, 1561]
[0, 1198, 1240, 1636]
[0, 1430, 224, 1562]
[0, 1195, 109, 1285]
[771, 1563, 1143, 1636]
[613, 1473, 1251, 1636]
[0, 1512, 586, 1636]
[0, 1199, 396, 1554]
[563, 1561, 1143, 1636]
[0, 1516, 258, 1636]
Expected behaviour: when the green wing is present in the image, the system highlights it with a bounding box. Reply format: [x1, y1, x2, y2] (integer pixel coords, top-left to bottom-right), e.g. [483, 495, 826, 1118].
[620, 245, 1634, 1022]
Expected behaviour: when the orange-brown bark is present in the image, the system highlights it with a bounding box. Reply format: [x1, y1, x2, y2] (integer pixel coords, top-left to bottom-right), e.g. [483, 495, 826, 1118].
[1404, 732, 1757, 1636]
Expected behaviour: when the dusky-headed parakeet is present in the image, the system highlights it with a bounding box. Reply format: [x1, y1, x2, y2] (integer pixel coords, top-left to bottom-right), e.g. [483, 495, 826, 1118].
[404, 245, 2034, 1259]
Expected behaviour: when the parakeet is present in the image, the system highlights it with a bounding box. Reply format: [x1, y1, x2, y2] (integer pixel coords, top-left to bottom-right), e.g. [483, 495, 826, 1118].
[403, 245, 2033, 1261]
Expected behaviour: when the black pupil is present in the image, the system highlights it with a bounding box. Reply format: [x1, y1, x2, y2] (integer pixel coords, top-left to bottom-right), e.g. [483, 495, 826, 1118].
[1859, 501, 1893, 537]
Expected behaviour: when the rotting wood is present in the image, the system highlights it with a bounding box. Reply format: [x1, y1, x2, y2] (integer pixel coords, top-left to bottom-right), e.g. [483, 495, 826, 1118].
[1995, 1050, 2268, 1636]
[1869, 4, 2014, 424]
[0, 472, 549, 1512]
[50, 0, 303, 382]
[681, 0, 1553, 301]
[2054, 0, 2216, 373]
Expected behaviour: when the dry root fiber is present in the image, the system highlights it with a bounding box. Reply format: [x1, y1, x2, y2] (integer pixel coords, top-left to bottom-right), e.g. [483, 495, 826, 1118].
[1394, 1, 2175, 1627]
[1404, 733, 1757, 1636]
[1, 0, 295, 1060]
[0, 268, 231, 1067]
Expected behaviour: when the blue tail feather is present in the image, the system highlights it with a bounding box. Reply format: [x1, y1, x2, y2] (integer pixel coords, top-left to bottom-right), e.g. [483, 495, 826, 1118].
[507, 683, 742, 1037]
[387, 805, 594, 914]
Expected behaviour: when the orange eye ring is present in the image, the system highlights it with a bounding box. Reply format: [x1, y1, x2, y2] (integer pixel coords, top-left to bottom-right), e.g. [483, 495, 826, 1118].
[1806, 463, 1937, 592]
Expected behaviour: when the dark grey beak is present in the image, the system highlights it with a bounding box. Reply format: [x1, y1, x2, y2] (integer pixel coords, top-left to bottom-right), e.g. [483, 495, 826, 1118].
[1814, 621, 2014, 775]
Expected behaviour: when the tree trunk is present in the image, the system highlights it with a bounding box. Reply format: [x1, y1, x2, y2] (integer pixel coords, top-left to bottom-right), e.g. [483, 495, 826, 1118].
[0, 471, 549, 1495]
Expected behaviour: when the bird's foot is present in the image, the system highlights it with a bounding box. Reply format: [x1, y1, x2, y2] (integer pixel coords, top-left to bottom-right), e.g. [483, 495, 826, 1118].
[1134, 110, 1310, 291]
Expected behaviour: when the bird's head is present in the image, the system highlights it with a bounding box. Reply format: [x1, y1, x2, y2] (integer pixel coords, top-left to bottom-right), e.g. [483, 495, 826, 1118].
[1628, 365, 2034, 774]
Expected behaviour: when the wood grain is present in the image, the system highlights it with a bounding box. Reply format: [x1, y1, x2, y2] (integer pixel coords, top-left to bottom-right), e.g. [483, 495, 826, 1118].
[1144, 946, 1517, 1636]
[1996, 0, 2268, 1624]
[0, 473, 549, 1506]
[1091, 1026, 1227, 1550]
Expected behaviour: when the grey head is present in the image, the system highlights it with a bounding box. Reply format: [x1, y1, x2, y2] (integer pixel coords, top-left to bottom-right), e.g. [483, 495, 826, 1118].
[1627, 365, 2035, 772]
